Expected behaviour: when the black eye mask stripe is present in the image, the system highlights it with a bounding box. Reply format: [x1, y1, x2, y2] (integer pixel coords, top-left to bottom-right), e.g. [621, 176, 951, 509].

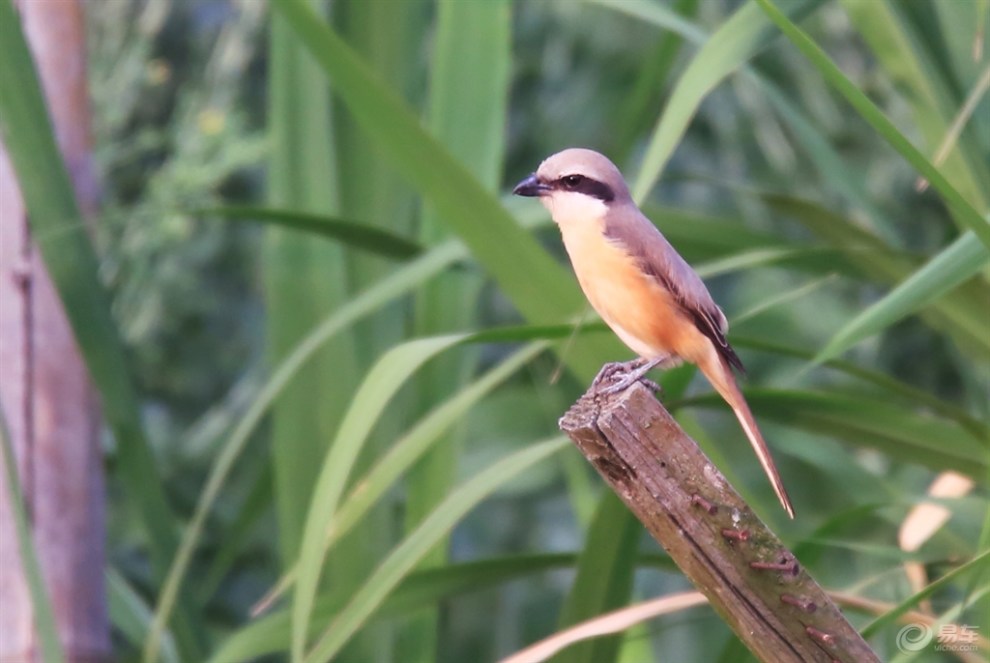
[554, 176, 615, 202]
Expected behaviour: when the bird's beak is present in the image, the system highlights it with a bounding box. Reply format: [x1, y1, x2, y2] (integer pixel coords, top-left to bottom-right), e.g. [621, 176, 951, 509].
[513, 173, 549, 197]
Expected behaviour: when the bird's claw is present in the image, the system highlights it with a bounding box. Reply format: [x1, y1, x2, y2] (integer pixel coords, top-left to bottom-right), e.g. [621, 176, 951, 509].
[590, 359, 662, 396]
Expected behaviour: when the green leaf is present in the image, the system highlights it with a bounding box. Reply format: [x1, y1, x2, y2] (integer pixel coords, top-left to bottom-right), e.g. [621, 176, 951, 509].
[585, 0, 706, 46]
[764, 195, 990, 357]
[839, 0, 989, 212]
[329, 342, 547, 550]
[754, 0, 990, 247]
[302, 437, 571, 663]
[816, 231, 989, 362]
[204, 206, 423, 258]
[860, 548, 990, 637]
[632, 0, 823, 201]
[756, 78, 901, 245]
[291, 334, 471, 659]
[210, 553, 675, 663]
[149, 239, 466, 663]
[107, 569, 179, 663]
[256, 341, 549, 614]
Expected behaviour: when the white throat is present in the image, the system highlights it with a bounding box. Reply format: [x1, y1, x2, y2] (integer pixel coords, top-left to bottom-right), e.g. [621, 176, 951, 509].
[541, 191, 609, 227]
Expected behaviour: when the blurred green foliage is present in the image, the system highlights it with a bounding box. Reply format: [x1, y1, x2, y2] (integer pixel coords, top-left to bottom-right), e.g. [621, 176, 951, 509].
[2, 0, 986, 661]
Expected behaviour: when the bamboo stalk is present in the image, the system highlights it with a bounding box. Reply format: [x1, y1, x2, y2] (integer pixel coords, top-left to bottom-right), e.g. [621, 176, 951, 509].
[0, 0, 109, 660]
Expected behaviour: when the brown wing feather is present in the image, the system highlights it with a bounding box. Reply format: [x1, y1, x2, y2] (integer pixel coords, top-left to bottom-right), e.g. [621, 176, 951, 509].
[605, 210, 745, 375]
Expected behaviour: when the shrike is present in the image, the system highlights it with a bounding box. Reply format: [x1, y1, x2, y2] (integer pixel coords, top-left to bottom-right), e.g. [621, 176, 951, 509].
[514, 148, 794, 518]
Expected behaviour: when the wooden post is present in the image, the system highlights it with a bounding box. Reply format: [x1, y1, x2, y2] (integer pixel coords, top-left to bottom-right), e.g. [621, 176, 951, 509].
[0, 0, 109, 660]
[559, 383, 879, 663]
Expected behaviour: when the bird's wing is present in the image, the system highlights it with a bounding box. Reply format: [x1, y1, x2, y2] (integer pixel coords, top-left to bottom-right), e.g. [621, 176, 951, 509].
[604, 211, 745, 374]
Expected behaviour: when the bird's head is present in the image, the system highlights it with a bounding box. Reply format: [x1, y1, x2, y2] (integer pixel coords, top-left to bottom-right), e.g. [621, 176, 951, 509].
[512, 148, 631, 224]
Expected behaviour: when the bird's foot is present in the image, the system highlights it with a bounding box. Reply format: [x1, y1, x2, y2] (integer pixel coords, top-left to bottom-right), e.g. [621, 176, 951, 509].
[591, 358, 664, 396]
[591, 359, 644, 388]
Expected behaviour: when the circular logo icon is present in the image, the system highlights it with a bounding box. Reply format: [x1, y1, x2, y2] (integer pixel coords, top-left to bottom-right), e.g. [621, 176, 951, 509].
[896, 623, 933, 652]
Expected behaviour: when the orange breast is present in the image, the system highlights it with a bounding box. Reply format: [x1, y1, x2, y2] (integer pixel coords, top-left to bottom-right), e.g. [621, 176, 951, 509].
[559, 218, 707, 361]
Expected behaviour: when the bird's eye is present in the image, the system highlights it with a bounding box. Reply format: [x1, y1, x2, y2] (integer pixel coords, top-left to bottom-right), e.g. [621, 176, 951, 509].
[561, 174, 584, 189]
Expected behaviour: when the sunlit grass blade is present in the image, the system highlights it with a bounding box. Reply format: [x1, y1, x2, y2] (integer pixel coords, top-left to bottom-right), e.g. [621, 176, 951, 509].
[606, 0, 702, 160]
[860, 548, 990, 638]
[328, 342, 547, 549]
[0, 408, 65, 663]
[0, 2, 203, 657]
[505, 592, 709, 663]
[253, 341, 548, 616]
[291, 334, 473, 658]
[815, 231, 989, 363]
[840, 0, 989, 211]
[916, 64, 990, 193]
[584, 0, 706, 46]
[149, 239, 466, 663]
[731, 274, 838, 325]
[631, 0, 823, 201]
[214, 552, 672, 663]
[754, 0, 990, 247]
[203, 206, 423, 258]
[302, 437, 571, 663]
[756, 78, 899, 244]
[108, 569, 179, 663]
[764, 195, 990, 357]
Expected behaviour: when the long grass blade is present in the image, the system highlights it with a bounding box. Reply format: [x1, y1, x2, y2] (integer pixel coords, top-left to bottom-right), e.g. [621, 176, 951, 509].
[732, 336, 986, 438]
[631, 0, 823, 201]
[840, 0, 989, 211]
[214, 553, 671, 663]
[149, 239, 465, 663]
[291, 334, 472, 658]
[107, 569, 179, 663]
[754, 0, 990, 247]
[302, 437, 571, 663]
[204, 206, 423, 258]
[265, 0, 358, 579]
[860, 548, 990, 637]
[256, 341, 548, 613]
[816, 231, 989, 363]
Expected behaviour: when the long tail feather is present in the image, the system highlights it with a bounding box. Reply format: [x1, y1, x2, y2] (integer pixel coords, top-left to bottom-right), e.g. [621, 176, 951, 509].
[699, 354, 795, 518]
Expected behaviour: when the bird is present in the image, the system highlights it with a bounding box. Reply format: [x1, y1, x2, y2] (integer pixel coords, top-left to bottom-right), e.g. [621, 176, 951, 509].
[513, 148, 794, 518]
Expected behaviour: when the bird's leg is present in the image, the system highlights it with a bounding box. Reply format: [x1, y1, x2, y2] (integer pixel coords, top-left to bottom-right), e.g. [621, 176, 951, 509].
[594, 356, 671, 395]
[591, 358, 648, 390]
